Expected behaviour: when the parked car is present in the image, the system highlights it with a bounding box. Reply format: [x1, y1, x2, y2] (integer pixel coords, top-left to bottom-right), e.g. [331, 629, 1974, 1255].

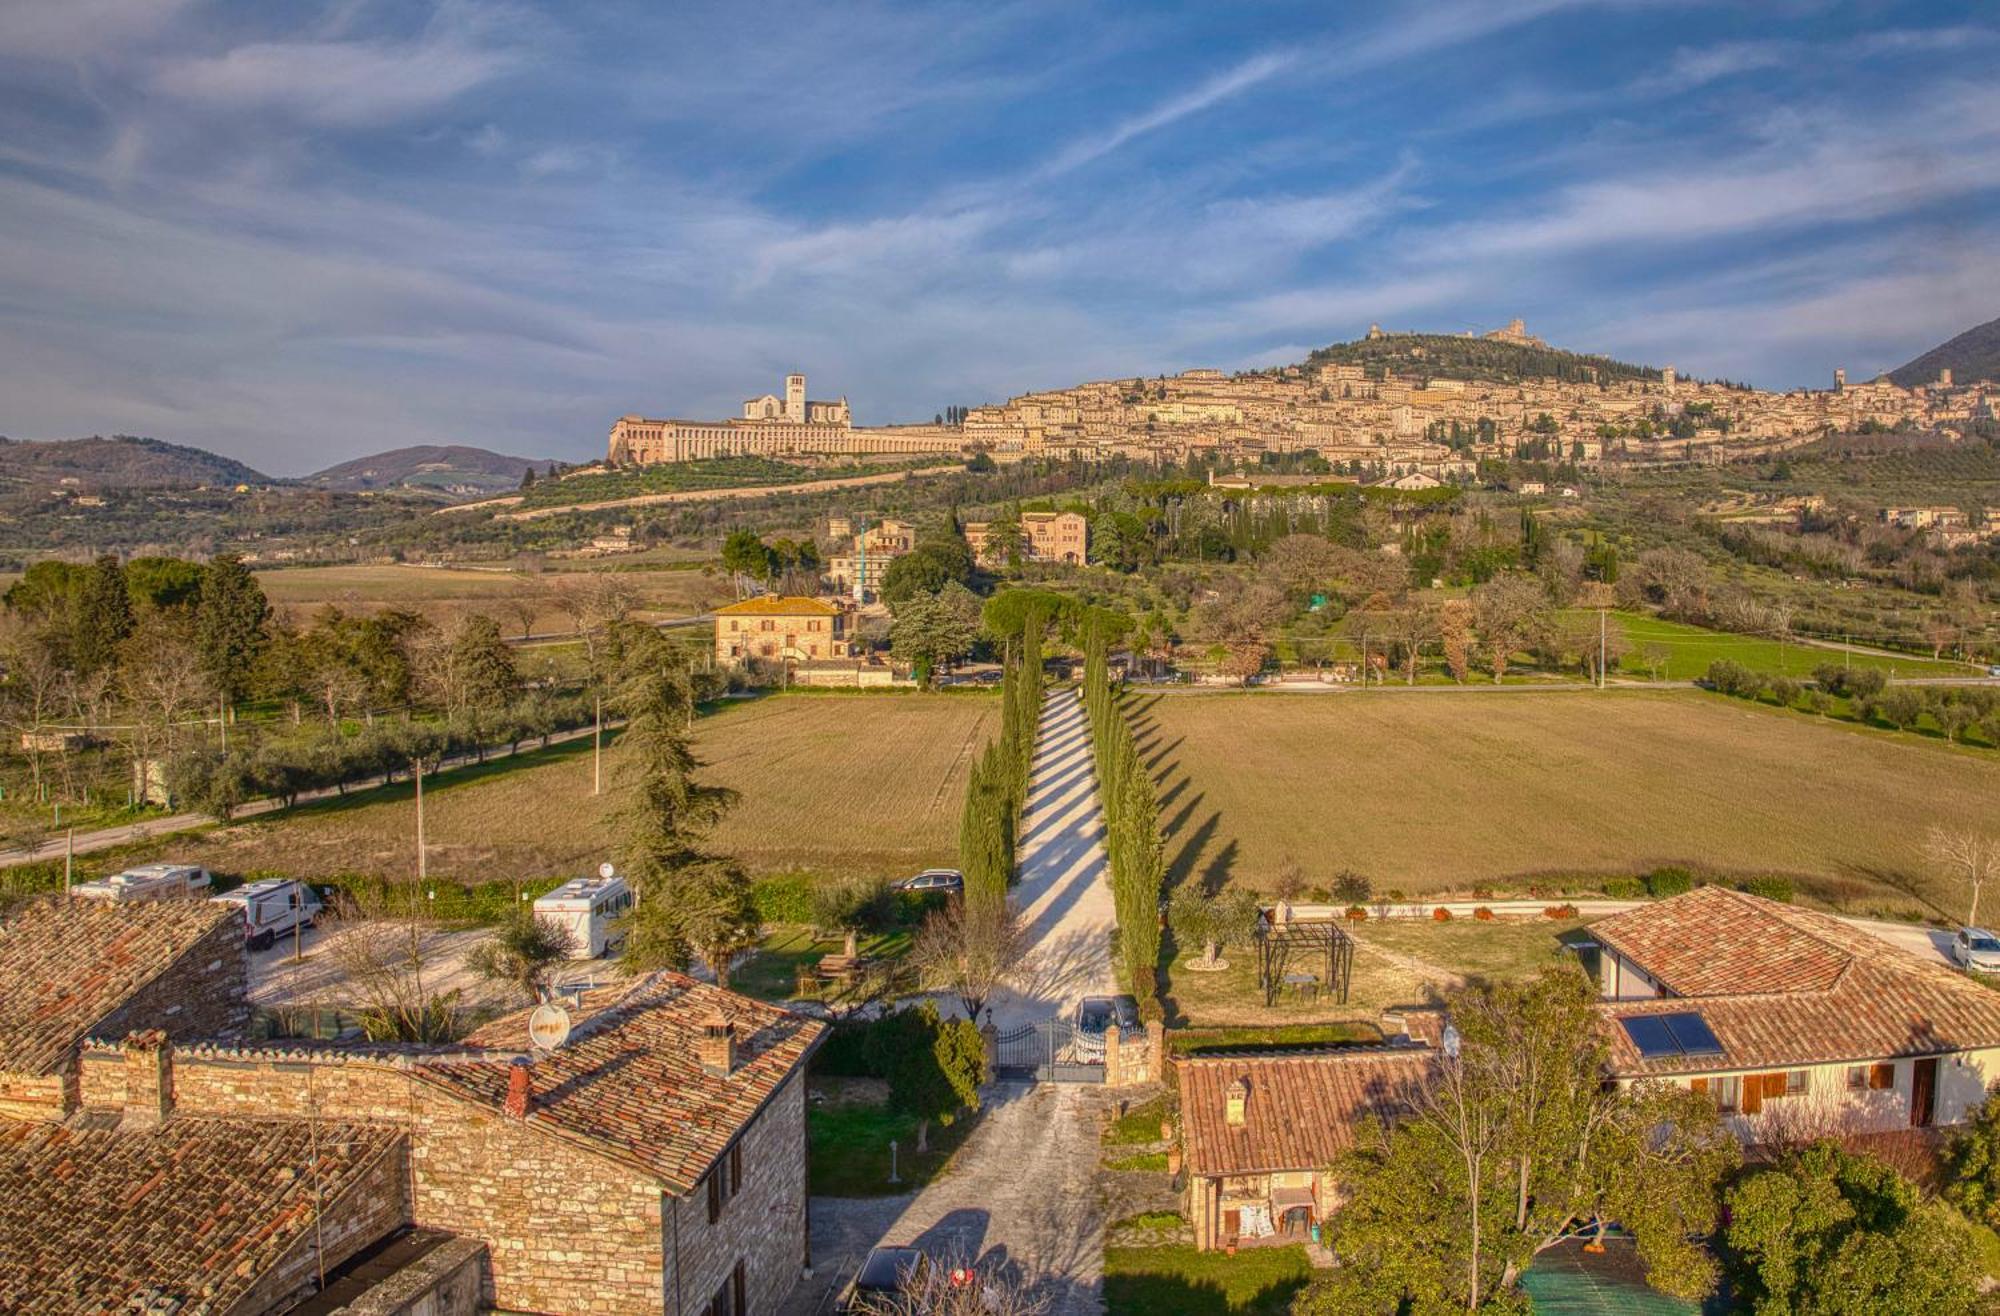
[211, 879, 322, 951]
[1074, 994, 1142, 1059]
[1953, 927, 2000, 973]
[838, 1246, 931, 1313]
[70, 862, 211, 904]
[897, 868, 964, 895]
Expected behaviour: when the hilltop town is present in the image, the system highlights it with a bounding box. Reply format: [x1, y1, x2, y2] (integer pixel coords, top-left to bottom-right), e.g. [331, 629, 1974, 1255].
[605, 323, 2000, 484]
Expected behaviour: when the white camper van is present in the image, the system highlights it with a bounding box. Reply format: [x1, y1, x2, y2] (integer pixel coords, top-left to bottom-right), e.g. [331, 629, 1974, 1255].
[71, 862, 212, 904]
[211, 879, 322, 950]
[533, 872, 633, 960]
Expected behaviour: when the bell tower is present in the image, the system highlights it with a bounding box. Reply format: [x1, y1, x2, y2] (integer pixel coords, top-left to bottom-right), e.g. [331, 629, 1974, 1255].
[785, 373, 806, 423]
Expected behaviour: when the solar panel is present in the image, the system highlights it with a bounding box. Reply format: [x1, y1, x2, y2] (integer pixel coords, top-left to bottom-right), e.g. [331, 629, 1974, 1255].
[1661, 1012, 1725, 1058]
[1618, 1012, 1726, 1060]
[1619, 1016, 1682, 1059]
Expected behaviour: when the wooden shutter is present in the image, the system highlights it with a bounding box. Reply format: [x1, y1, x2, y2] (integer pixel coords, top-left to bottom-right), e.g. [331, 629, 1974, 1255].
[1870, 1063, 1895, 1091]
[1689, 1078, 1709, 1095]
[729, 1142, 742, 1194]
[1742, 1077, 1763, 1115]
[707, 1168, 721, 1224]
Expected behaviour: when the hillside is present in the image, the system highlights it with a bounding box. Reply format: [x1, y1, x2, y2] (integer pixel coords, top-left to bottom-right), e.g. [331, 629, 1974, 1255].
[1888, 314, 2000, 388]
[0, 435, 270, 490]
[1305, 331, 1662, 386]
[306, 445, 553, 499]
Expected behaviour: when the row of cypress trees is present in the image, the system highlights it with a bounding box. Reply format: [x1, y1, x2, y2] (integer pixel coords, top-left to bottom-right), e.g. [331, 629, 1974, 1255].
[1081, 621, 1164, 1010]
[959, 609, 1046, 918]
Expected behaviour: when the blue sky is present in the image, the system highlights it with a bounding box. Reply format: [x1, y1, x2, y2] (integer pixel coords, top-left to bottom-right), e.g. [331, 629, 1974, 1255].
[1, 1, 1996, 474]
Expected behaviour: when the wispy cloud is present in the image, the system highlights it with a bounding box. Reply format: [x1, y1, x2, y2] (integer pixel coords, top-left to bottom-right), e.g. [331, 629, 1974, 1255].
[1040, 51, 1296, 177]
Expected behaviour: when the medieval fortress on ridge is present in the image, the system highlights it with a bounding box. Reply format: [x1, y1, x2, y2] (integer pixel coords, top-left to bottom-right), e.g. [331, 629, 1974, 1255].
[608, 329, 1998, 475]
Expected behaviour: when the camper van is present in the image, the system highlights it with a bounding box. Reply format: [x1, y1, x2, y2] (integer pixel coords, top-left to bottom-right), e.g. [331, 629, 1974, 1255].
[210, 879, 322, 951]
[70, 862, 212, 904]
[533, 872, 634, 960]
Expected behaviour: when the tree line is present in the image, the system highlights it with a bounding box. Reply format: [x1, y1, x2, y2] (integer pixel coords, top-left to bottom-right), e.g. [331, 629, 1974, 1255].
[1082, 620, 1165, 1015]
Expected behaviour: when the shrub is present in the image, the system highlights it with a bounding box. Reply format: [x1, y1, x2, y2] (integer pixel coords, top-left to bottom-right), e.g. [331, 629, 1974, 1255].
[1543, 903, 1579, 919]
[751, 873, 816, 924]
[1875, 686, 1927, 731]
[1600, 876, 1645, 899]
[1846, 667, 1888, 699]
[1432, 906, 1453, 922]
[1705, 658, 1764, 699]
[1469, 885, 1496, 901]
[1646, 866, 1695, 898]
[1303, 885, 1333, 904]
[1331, 870, 1372, 904]
[1344, 905, 1368, 922]
[1768, 676, 1802, 708]
[1740, 876, 1795, 903]
[1474, 906, 1495, 921]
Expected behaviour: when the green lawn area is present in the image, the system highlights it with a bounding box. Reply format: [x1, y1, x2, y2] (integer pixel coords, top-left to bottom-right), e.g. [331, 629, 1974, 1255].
[1104, 1243, 1313, 1316]
[1104, 1094, 1173, 1147]
[729, 923, 912, 1003]
[1610, 611, 1974, 681]
[806, 1093, 979, 1197]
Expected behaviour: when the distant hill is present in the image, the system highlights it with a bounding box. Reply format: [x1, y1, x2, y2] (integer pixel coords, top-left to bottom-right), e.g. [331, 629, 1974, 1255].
[1305, 331, 1662, 386]
[306, 445, 554, 500]
[0, 435, 270, 490]
[1888, 315, 2000, 388]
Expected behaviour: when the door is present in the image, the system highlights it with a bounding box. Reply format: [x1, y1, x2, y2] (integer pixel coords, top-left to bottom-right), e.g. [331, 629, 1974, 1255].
[1911, 1057, 1937, 1127]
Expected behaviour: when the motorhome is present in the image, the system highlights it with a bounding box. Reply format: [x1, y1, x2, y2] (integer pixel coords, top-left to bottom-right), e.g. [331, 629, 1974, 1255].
[210, 879, 322, 951]
[70, 863, 212, 904]
[533, 872, 634, 959]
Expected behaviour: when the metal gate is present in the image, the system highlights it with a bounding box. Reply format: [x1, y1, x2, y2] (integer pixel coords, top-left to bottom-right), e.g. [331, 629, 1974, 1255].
[995, 1018, 1105, 1083]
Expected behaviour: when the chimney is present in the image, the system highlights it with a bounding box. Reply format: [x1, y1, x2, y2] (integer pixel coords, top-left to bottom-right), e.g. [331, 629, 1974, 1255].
[504, 1057, 533, 1119]
[699, 1016, 738, 1077]
[1225, 1077, 1249, 1128]
[121, 1030, 173, 1129]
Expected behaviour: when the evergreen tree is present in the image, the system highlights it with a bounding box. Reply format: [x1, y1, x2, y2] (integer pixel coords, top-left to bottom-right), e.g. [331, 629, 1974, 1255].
[193, 553, 271, 704]
[70, 554, 134, 676]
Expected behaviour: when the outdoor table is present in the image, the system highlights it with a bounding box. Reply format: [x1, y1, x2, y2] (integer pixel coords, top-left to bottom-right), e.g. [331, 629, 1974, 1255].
[1282, 972, 1319, 1001]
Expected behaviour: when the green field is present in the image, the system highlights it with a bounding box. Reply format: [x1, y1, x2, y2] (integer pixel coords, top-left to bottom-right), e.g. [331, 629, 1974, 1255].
[1610, 611, 1976, 682]
[74, 693, 992, 889]
[1138, 689, 2000, 912]
[254, 562, 728, 635]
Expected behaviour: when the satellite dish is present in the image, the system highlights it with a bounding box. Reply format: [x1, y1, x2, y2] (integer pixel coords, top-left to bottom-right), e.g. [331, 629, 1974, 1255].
[529, 1003, 573, 1052]
[598, 862, 616, 880]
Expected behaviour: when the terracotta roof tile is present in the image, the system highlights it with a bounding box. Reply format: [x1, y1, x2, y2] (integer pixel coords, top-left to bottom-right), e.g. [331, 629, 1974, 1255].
[1595, 888, 2000, 1074]
[1178, 1047, 1433, 1178]
[0, 899, 237, 1076]
[713, 595, 842, 617]
[422, 972, 823, 1194]
[0, 1116, 401, 1313]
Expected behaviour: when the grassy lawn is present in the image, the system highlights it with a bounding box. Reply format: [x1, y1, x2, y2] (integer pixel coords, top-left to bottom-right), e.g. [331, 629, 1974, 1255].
[1610, 611, 1975, 681]
[807, 1092, 980, 1197]
[1104, 1243, 1313, 1316]
[1105, 1094, 1173, 1146]
[1137, 689, 2000, 911]
[730, 923, 912, 1003]
[75, 693, 990, 889]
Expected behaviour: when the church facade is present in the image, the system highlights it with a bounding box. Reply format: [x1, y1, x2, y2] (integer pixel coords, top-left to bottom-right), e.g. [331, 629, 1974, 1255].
[608, 372, 964, 465]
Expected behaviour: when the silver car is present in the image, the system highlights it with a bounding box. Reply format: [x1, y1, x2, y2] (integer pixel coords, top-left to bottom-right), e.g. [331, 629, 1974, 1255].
[1953, 927, 2000, 973]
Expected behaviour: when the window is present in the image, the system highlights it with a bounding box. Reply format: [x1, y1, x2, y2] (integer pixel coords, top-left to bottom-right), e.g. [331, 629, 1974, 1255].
[704, 1261, 746, 1316]
[1847, 1066, 1869, 1090]
[1870, 1062, 1895, 1091]
[1784, 1069, 1810, 1096]
[705, 1142, 743, 1224]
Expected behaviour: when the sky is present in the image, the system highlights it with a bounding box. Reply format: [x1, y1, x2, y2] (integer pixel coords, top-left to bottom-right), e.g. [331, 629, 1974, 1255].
[0, 1, 1997, 475]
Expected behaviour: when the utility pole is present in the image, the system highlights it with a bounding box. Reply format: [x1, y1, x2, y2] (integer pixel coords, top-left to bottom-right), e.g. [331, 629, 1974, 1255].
[1598, 607, 1607, 690]
[219, 698, 228, 752]
[592, 691, 603, 796]
[63, 828, 73, 894]
[414, 756, 427, 887]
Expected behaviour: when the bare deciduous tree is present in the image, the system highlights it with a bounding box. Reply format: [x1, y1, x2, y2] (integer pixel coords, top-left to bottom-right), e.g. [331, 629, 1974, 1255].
[1927, 826, 1999, 927]
[320, 891, 463, 1043]
[910, 900, 1027, 1025]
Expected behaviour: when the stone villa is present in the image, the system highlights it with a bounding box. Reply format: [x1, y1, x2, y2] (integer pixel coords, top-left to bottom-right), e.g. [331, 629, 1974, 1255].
[713, 595, 854, 664]
[964, 510, 1089, 566]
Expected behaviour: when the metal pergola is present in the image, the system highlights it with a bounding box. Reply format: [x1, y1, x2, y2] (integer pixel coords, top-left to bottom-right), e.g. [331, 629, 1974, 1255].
[1255, 915, 1354, 1006]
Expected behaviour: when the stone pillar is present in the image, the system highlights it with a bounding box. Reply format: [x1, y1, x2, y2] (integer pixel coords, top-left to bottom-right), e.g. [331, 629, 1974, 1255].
[1146, 1019, 1166, 1082]
[121, 1030, 173, 1129]
[979, 1023, 998, 1079]
[1105, 1024, 1122, 1085]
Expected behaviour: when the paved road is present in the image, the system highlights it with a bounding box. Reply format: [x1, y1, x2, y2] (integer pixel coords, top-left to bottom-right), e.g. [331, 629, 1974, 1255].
[990, 688, 1117, 1033]
[786, 1081, 1110, 1316]
[0, 720, 613, 871]
[787, 688, 1118, 1315]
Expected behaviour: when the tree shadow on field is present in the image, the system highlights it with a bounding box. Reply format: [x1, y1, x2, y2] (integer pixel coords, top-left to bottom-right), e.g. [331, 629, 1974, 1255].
[1155, 773, 1191, 818]
[1165, 810, 1222, 890]
[1141, 735, 1185, 776]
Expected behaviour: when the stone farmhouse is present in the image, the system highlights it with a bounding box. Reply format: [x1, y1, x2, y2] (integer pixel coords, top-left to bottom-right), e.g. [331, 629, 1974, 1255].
[0, 896, 825, 1315]
[964, 510, 1090, 566]
[713, 594, 854, 664]
[825, 517, 918, 601]
[608, 371, 965, 465]
[1587, 886, 2000, 1136]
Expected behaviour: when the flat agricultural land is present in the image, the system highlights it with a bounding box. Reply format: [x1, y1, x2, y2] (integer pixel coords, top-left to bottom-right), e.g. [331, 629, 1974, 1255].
[254, 562, 729, 634]
[1138, 689, 2000, 908]
[94, 694, 990, 887]
[1610, 611, 1976, 681]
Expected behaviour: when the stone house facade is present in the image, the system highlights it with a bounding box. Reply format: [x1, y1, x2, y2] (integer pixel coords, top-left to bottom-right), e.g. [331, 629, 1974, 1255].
[713, 595, 854, 665]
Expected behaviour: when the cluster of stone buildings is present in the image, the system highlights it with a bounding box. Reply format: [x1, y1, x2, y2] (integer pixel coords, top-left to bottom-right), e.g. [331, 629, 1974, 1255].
[1882, 504, 2000, 549]
[607, 372, 965, 466]
[0, 897, 822, 1314]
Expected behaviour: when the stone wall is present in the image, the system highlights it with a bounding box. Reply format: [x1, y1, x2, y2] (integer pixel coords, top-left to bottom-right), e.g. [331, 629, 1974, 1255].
[336, 1238, 489, 1316]
[95, 916, 251, 1047]
[665, 1068, 809, 1316]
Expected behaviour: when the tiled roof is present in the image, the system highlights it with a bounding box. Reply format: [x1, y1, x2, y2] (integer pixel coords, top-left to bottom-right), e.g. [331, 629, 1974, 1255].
[1595, 888, 2000, 1075]
[1589, 886, 1850, 995]
[422, 972, 823, 1194]
[713, 595, 842, 617]
[0, 1116, 402, 1314]
[1178, 1047, 1434, 1178]
[0, 898, 236, 1076]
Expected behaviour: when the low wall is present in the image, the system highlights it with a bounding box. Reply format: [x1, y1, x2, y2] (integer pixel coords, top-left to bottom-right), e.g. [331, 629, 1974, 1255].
[336, 1237, 488, 1316]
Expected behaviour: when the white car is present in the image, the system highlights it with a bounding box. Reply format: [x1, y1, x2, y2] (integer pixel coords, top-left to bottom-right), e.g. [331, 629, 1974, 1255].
[1952, 927, 2000, 973]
